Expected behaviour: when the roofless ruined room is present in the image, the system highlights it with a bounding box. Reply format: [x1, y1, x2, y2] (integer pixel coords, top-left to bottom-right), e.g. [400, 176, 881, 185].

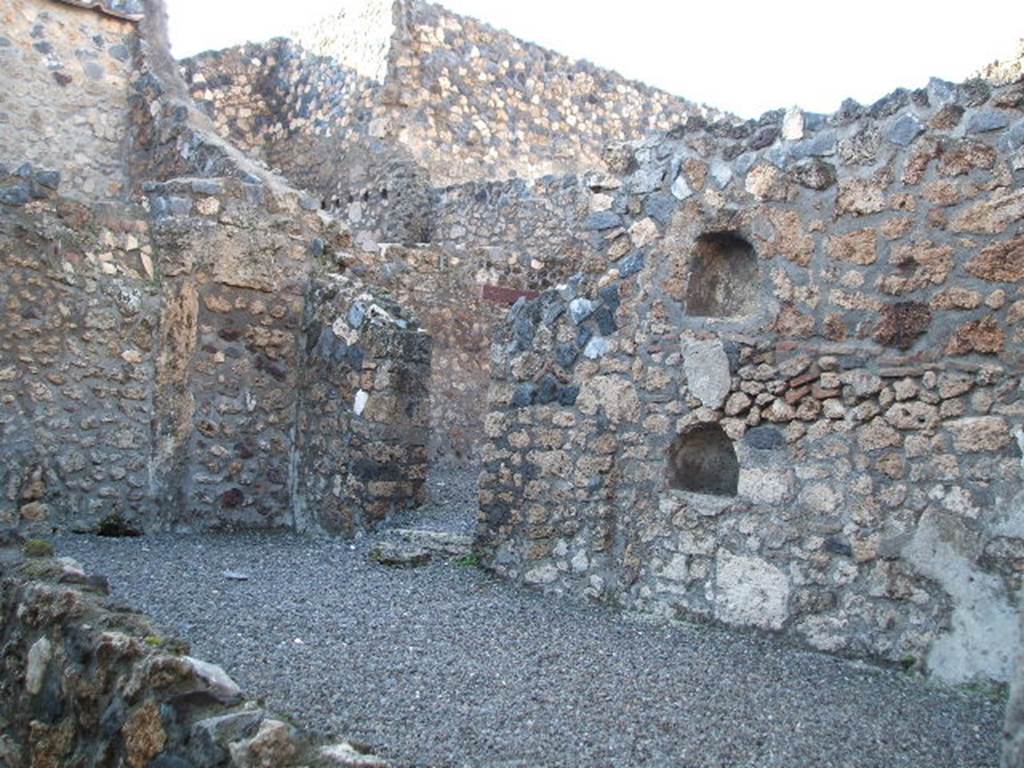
[1, 1, 1023, 765]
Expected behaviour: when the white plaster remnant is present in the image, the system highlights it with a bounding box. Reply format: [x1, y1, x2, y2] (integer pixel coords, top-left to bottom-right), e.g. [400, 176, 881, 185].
[524, 564, 559, 585]
[576, 375, 640, 424]
[659, 554, 689, 582]
[332, 317, 360, 345]
[670, 174, 693, 201]
[583, 336, 609, 360]
[714, 550, 790, 630]
[681, 337, 731, 410]
[904, 511, 1020, 683]
[353, 389, 369, 416]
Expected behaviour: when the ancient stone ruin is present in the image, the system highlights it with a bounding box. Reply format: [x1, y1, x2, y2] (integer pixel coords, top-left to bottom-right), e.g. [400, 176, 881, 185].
[1, 0, 1023, 765]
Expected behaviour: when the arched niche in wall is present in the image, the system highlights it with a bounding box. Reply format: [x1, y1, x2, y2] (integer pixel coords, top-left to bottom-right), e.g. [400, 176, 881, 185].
[667, 423, 739, 497]
[685, 232, 759, 318]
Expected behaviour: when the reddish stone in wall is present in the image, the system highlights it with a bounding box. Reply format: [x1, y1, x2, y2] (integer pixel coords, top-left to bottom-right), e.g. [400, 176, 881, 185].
[481, 284, 540, 305]
[874, 302, 932, 349]
[946, 316, 1006, 355]
[966, 235, 1024, 283]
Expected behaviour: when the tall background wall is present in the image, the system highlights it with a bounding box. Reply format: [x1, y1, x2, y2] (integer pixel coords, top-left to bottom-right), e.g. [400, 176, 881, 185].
[375, 0, 715, 185]
[179, 0, 716, 229]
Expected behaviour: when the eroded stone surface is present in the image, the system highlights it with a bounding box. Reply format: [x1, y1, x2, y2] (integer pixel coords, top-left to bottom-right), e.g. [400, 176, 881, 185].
[715, 551, 791, 631]
[682, 338, 732, 409]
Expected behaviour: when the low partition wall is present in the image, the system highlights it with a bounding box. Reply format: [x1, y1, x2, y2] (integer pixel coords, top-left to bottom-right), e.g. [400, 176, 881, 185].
[0, 532, 388, 767]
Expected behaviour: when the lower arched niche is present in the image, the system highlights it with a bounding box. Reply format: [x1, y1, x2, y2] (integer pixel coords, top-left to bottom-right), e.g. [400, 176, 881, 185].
[667, 423, 739, 496]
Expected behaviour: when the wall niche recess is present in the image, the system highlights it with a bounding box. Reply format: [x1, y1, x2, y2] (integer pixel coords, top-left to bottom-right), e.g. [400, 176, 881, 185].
[685, 232, 759, 318]
[667, 423, 739, 496]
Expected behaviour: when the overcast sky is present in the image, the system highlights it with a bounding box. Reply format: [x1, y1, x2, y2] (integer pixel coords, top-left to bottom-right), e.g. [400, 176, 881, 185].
[166, 0, 1023, 118]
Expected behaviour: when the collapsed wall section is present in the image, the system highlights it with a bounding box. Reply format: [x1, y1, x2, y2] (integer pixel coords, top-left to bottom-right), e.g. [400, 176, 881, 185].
[479, 75, 1024, 685]
[0, 534, 391, 767]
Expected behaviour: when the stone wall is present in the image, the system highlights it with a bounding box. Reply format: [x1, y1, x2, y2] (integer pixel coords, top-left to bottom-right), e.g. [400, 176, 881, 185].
[145, 177, 321, 532]
[178, 0, 715, 209]
[295, 274, 431, 534]
[478, 74, 1024, 685]
[294, 0, 394, 82]
[375, 0, 714, 186]
[349, 245, 503, 467]
[431, 175, 601, 290]
[0, 167, 159, 535]
[1, 0, 432, 537]
[348, 171, 608, 468]
[0, 532, 389, 767]
[320, 175, 608, 469]
[0, 0, 138, 200]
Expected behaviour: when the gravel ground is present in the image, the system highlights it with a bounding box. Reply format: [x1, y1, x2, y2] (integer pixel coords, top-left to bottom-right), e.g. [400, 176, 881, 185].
[55, 523, 1004, 768]
[383, 465, 480, 535]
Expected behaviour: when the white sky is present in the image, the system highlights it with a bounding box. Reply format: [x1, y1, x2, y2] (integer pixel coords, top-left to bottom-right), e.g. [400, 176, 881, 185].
[166, 0, 1023, 118]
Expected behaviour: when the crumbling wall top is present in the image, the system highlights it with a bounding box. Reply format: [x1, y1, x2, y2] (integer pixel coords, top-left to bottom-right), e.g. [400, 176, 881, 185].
[293, 0, 396, 82]
[52, 0, 145, 21]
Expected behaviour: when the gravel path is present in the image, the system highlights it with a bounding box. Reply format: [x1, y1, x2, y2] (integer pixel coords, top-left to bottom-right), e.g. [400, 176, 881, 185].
[55, 524, 1004, 768]
[383, 465, 479, 535]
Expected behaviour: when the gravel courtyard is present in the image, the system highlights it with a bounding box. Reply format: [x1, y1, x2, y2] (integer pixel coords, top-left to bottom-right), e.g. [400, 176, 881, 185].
[55, 518, 1004, 768]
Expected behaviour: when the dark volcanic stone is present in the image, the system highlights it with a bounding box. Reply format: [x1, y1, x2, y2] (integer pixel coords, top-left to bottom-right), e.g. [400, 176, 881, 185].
[643, 193, 677, 225]
[220, 489, 244, 509]
[967, 109, 1010, 134]
[615, 250, 645, 278]
[749, 125, 779, 150]
[593, 307, 617, 336]
[558, 385, 580, 406]
[888, 114, 925, 146]
[825, 538, 854, 557]
[788, 158, 836, 190]
[745, 426, 785, 451]
[583, 211, 621, 230]
[537, 374, 560, 405]
[555, 343, 578, 370]
[512, 383, 536, 408]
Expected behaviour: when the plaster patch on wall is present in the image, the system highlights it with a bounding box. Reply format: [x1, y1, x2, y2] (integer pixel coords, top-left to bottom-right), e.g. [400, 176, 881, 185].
[354, 389, 369, 416]
[904, 510, 1020, 683]
[681, 337, 731, 409]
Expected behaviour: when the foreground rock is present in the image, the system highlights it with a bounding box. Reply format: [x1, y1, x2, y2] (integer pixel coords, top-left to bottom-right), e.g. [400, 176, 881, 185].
[370, 528, 473, 566]
[0, 532, 389, 768]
